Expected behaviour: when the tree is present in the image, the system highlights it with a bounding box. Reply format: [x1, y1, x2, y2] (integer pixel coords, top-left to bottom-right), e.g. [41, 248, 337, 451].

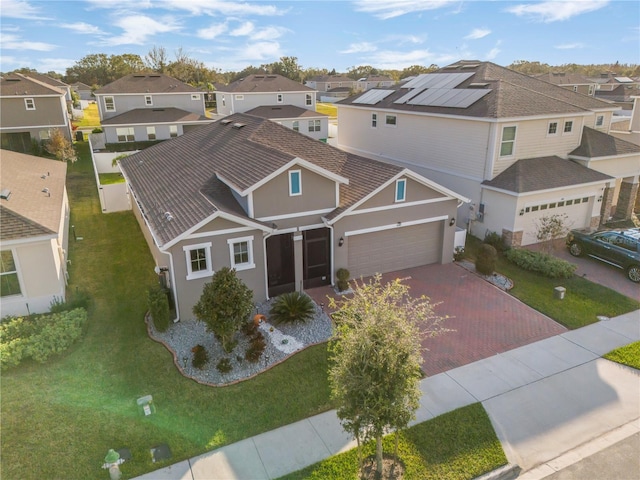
[145, 45, 169, 73]
[535, 213, 571, 253]
[44, 129, 76, 163]
[328, 275, 447, 478]
[192, 267, 253, 353]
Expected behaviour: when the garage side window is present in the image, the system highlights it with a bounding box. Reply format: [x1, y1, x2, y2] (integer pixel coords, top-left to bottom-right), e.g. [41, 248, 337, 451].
[0, 250, 21, 297]
[183, 242, 212, 280]
[395, 178, 406, 202]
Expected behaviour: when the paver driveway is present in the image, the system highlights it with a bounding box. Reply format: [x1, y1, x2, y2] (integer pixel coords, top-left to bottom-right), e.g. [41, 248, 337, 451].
[306, 262, 567, 376]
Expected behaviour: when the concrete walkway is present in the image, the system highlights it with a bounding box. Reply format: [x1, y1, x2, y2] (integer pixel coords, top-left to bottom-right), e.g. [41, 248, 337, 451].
[133, 310, 640, 480]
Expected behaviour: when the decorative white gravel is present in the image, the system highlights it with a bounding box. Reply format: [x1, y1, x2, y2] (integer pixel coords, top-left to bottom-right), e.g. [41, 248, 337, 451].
[147, 295, 333, 386]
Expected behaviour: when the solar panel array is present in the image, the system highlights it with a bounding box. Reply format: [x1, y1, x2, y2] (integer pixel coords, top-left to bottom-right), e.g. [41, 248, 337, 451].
[352, 89, 395, 105]
[393, 72, 491, 108]
[401, 72, 474, 90]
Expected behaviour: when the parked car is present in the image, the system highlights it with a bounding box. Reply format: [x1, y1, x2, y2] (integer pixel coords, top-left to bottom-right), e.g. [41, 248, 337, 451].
[566, 228, 640, 282]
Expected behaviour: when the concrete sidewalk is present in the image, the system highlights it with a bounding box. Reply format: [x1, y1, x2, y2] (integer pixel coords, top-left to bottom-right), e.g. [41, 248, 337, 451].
[133, 310, 640, 480]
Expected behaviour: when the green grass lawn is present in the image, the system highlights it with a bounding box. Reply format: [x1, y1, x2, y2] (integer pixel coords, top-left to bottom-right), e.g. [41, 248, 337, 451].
[604, 341, 640, 369]
[317, 102, 337, 118]
[98, 172, 125, 185]
[278, 403, 507, 480]
[72, 102, 100, 129]
[0, 142, 333, 480]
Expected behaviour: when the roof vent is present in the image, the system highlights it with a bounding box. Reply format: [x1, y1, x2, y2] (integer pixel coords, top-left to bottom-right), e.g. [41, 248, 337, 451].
[42, 188, 50, 197]
[468, 82, 490, 88]
[163, 212, 173, 221]
[232, 122, 246, 129]
[0, 189, 11, 200]
[220, 119, 233, 125]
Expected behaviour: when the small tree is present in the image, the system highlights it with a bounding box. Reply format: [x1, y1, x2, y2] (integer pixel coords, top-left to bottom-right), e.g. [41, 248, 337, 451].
[535, 214, 571, 253]
[44, 128, 77, 163]
[475, 243, 497, 275]
[192, 267, 253, 353]
[328, 275, 447, 478]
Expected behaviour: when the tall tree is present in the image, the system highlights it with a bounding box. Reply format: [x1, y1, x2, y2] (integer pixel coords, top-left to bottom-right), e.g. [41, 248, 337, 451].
[65, 53, 145, 86]
[145, 45, 169, 73]
[328, 275, 447, 477]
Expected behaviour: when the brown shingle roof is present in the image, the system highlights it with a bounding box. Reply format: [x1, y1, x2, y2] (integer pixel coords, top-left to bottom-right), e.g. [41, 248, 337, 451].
[22, 72, 69, 89]
[307, 75, 353, 83]
[217, 74, 314, 93]
[570, 126, 640, 157]
[0, 149, 67, 240]
[245, 105, 328, 120]
[482, 156, 612, 193]
[95, 74, 200, 94]
[100, 107, 211, 125]
[0, 73, 65, 97]
[533, 72, 594, 85]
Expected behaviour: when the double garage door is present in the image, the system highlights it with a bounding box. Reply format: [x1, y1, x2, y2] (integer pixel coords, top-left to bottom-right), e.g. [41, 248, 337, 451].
[347, 221, 444, 279]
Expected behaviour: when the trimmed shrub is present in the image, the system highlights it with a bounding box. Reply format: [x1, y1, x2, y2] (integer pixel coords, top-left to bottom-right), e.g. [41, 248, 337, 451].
[269, 292, 315, 325]
[245, 332, 266, 363]
[484, 231, 506, 252]
[49, 290, 91, 313]
[475, 243, 497, 275]
[216, 357, 232, 374]
[91, 127, 103, 134]
[336, 268, 350, 292]
[191, 345, 209, 369]
[148, 285, 170, 332]
[504, 248, 576, 279]
[453, 246, 465, 262]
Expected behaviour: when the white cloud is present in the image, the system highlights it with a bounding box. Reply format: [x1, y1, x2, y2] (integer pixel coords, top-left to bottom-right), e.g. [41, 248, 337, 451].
[237, 41, 282, 61]
[353, 0, 460, 19]
[383, 34, 426, 45]
[0, 55, 27, 71]
[230, 21, 255, 36]
[361, 48, 459, 70]
[102, 15, 181, 46]
[251, 26, 288, 41]
[555, 42, 584, 49]
[464, 28, 491, 40]
[506, 0, 609, 22]
[340, 42, 378, 54]
[0, 0, 50, 19]
[96, 0, 286, 16]
[36, 58, 76, 74]
[1, 33, 56, 51]
[197, 22, 229, 40]
[61, 22, 106, 35]
[484, 40, 501, 60]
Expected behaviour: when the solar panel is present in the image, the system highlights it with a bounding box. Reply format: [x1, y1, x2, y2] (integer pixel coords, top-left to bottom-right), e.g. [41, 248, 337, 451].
[352, 89, 395, 104]
[406, 88, 491, 108]
[401, 72, 474, 90]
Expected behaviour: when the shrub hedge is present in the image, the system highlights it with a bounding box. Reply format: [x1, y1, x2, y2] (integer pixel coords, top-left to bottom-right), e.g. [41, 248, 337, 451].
[504, 248, 576, 279]
[475, 243, 497, 275]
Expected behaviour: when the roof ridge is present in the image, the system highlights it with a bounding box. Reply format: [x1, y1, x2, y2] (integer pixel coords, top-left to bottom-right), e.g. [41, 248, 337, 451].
[5, 73, 65, 95]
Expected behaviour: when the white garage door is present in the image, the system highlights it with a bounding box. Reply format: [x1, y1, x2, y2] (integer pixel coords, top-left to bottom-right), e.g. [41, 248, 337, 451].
[347, 222, 443, 279]
[521, 197, 593, 245]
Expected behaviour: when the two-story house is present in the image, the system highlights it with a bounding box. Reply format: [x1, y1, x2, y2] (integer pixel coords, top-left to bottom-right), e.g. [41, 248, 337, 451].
[0, 73, 72, 153]
[534, 72, 598, 97]
[93, 74, 212, 144]
[305, 74, 357, 101]
[337, 61, 639, 246]
[0, 150, 70, 317]
[355, 75, 395, 92]
[245, 105, 330, 142]
[119, 113, 468, 321]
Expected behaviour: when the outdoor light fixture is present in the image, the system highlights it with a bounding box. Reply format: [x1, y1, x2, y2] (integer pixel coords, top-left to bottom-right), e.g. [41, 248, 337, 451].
[338, 237, 344, 247]
[519, 209, 525, 216]
[449, 218, 456, 226]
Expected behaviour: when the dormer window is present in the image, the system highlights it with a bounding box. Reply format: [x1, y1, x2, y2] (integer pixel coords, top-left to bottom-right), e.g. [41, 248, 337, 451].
[24, 98, 35, 110]
[145, 95, 153, 106]
[395, 178, 406, 202]
[289, 170, 301, 196]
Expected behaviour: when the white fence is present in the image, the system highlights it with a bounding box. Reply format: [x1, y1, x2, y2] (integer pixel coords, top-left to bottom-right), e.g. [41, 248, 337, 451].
[88, 136, 133, 213]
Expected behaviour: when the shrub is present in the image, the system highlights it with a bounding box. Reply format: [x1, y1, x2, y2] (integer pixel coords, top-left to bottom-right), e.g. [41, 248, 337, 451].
[191, 345, 209, 369]
[336, 268, 350, 292]
[91, 127, 103, 134]
[504, 248, 576, 279]
[484, 231, 506, 252]
[241, 320, 258, 337]
[148, 285, 170, 332]
[49, 290, 91, 313]
[216, 357, 232, 374]
[245, 332, 266, 363]
[453, 246, 465, 262]
[269, 292, 315, 325]
[475, 243, 497, 275]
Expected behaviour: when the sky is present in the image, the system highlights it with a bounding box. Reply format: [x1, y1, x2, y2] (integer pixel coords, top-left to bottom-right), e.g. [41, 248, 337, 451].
[1, 0, 638, 75]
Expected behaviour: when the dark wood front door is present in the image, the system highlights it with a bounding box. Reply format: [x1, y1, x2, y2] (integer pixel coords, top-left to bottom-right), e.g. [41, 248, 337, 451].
[303, 228, 331, 289]
[266, 234, 295, 297]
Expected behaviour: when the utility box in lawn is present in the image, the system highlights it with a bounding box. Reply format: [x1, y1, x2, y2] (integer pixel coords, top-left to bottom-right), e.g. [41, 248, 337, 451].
[136, 395, 156, 416]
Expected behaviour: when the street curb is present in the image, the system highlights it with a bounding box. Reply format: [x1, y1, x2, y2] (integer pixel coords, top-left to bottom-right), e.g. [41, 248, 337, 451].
[474, 463, 521, 480]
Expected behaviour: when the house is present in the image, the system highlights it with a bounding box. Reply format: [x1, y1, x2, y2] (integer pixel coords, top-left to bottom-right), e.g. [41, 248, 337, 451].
[533, 72, 598, 97]
[0, 73, 72, 153]
[20, 72, 73, 109]
[356, 75, 395, 92]
[119, 113, 468, 321]
[305, 75, 357, 100]
[336, 60, 639, 246]
[589, 73, 640, 111]
[245, 105, 329, 142]
[215, 74, 317, 116]
[70, 81, 93, 101]
[93, 73, 212, 144]
[0, 150, 69, 317]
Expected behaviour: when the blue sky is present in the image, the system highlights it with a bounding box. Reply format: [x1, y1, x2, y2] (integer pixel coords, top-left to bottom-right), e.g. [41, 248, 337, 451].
[1, 0, 638, 74]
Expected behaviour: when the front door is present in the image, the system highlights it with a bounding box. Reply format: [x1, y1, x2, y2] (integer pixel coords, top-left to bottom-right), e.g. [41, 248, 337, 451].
[303, 228, 331, 289]
[266, 234, 295, 297]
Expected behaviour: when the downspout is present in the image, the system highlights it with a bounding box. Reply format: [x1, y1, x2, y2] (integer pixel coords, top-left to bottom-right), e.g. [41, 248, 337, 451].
[322, 217, 336, 287]
[164, 250, 180, 322]
[262, 231, 271, 300]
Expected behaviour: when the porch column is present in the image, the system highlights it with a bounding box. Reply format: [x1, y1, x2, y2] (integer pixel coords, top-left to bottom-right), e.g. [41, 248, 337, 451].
[613, 176, 639, 221]
[599, 184, 615, 227]
[293, 233, 304, 292]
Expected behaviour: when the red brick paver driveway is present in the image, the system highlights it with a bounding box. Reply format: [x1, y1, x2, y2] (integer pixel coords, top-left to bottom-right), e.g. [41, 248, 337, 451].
[306, 263, 567, 377]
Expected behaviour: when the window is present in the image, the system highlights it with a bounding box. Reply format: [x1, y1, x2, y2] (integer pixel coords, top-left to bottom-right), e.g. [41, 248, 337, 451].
[227, 236, 255, 271]
[548, 122, 558, 135]
[235, 95, 244, 100]
[39, 130, 50, 140]
[588, 85, 595, 96]
[308, 119, 321, 132]
[24, 98, 35, 110]
[306, 94, 312, 106]
[563, 121, 573, 134]
[371, 113, 377, 128]
[292, 121, 299, 132]
[277, 93, 283, 103]
[385, 115, 397, 126]
[116, 127, 135, 142]
[500, 126, 516, 156]
[566, 199, 573, 205]
[191, 94, 200, 100]
[169, 125, 178, 138]
[289, 170, 301, 196]
[0, 250, 21, 297]
[395, 178, 406, 202]
[146, 126, 156, 140]
[183, 243, 212, 280]
[221, 95, 226, 107]
[145, 95, 152, 106]
[104, 96, 115, 112]
[595, 115, 604, 127]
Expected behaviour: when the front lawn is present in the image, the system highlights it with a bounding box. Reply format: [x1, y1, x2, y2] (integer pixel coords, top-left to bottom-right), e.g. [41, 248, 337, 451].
[72, 102, 100, 129]
[604, 341, 640, 369]
[278, 403, 507, 480]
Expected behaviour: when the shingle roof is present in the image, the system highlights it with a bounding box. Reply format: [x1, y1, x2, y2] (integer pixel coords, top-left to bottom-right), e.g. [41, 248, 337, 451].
[569, 126, 640, 158]
[307, 75, 353, 83]
[94, 74, 200, 94]
[22, 72, 69, 89]
[0, 73, 65, 97]
[119, 113, 404, 247]
[245, 105, 328, 120]
[217, 74, 314, 93]
[100, 107, 211, 125]
[533, 72, 594, 85]
[0, 149, 67, 240]
[71, 82, 92, 90]
[482, 156, 612, 193]
[338, 61, 614, 118]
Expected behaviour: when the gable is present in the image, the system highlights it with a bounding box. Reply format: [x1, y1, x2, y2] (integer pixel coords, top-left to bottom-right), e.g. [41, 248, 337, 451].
[354, 176, 446, 211]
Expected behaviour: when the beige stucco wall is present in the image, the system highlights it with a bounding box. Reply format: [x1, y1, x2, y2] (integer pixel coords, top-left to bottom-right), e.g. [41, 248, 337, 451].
[0, 95, 68, 130]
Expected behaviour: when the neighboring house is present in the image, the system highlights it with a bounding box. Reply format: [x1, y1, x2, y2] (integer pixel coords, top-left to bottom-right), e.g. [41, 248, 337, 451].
[0, 73, 72, 152]
[589, 73, 640, 111]
[215, 74, 317, 116]
[305, 75, 357, 100]
[245, 105, 329, 142]
[0, 150, 69, 317]
[534, 72, 598, 97]
[356, 75, 395, 92]
[70, 81, 93, 101]
[337, 60, 639, 246]
[21, 72, 73, 109]
[94, 73, 212, 144]
[119, 113, 468, 321]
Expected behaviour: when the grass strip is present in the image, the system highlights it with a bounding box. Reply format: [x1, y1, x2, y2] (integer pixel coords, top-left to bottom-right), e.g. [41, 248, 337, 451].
[604, 341, 640, 369]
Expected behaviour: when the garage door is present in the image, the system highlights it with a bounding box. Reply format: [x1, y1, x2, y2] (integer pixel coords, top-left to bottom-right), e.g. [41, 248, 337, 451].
[521, 197, 593, 246]
[347, 222, 443, 279]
